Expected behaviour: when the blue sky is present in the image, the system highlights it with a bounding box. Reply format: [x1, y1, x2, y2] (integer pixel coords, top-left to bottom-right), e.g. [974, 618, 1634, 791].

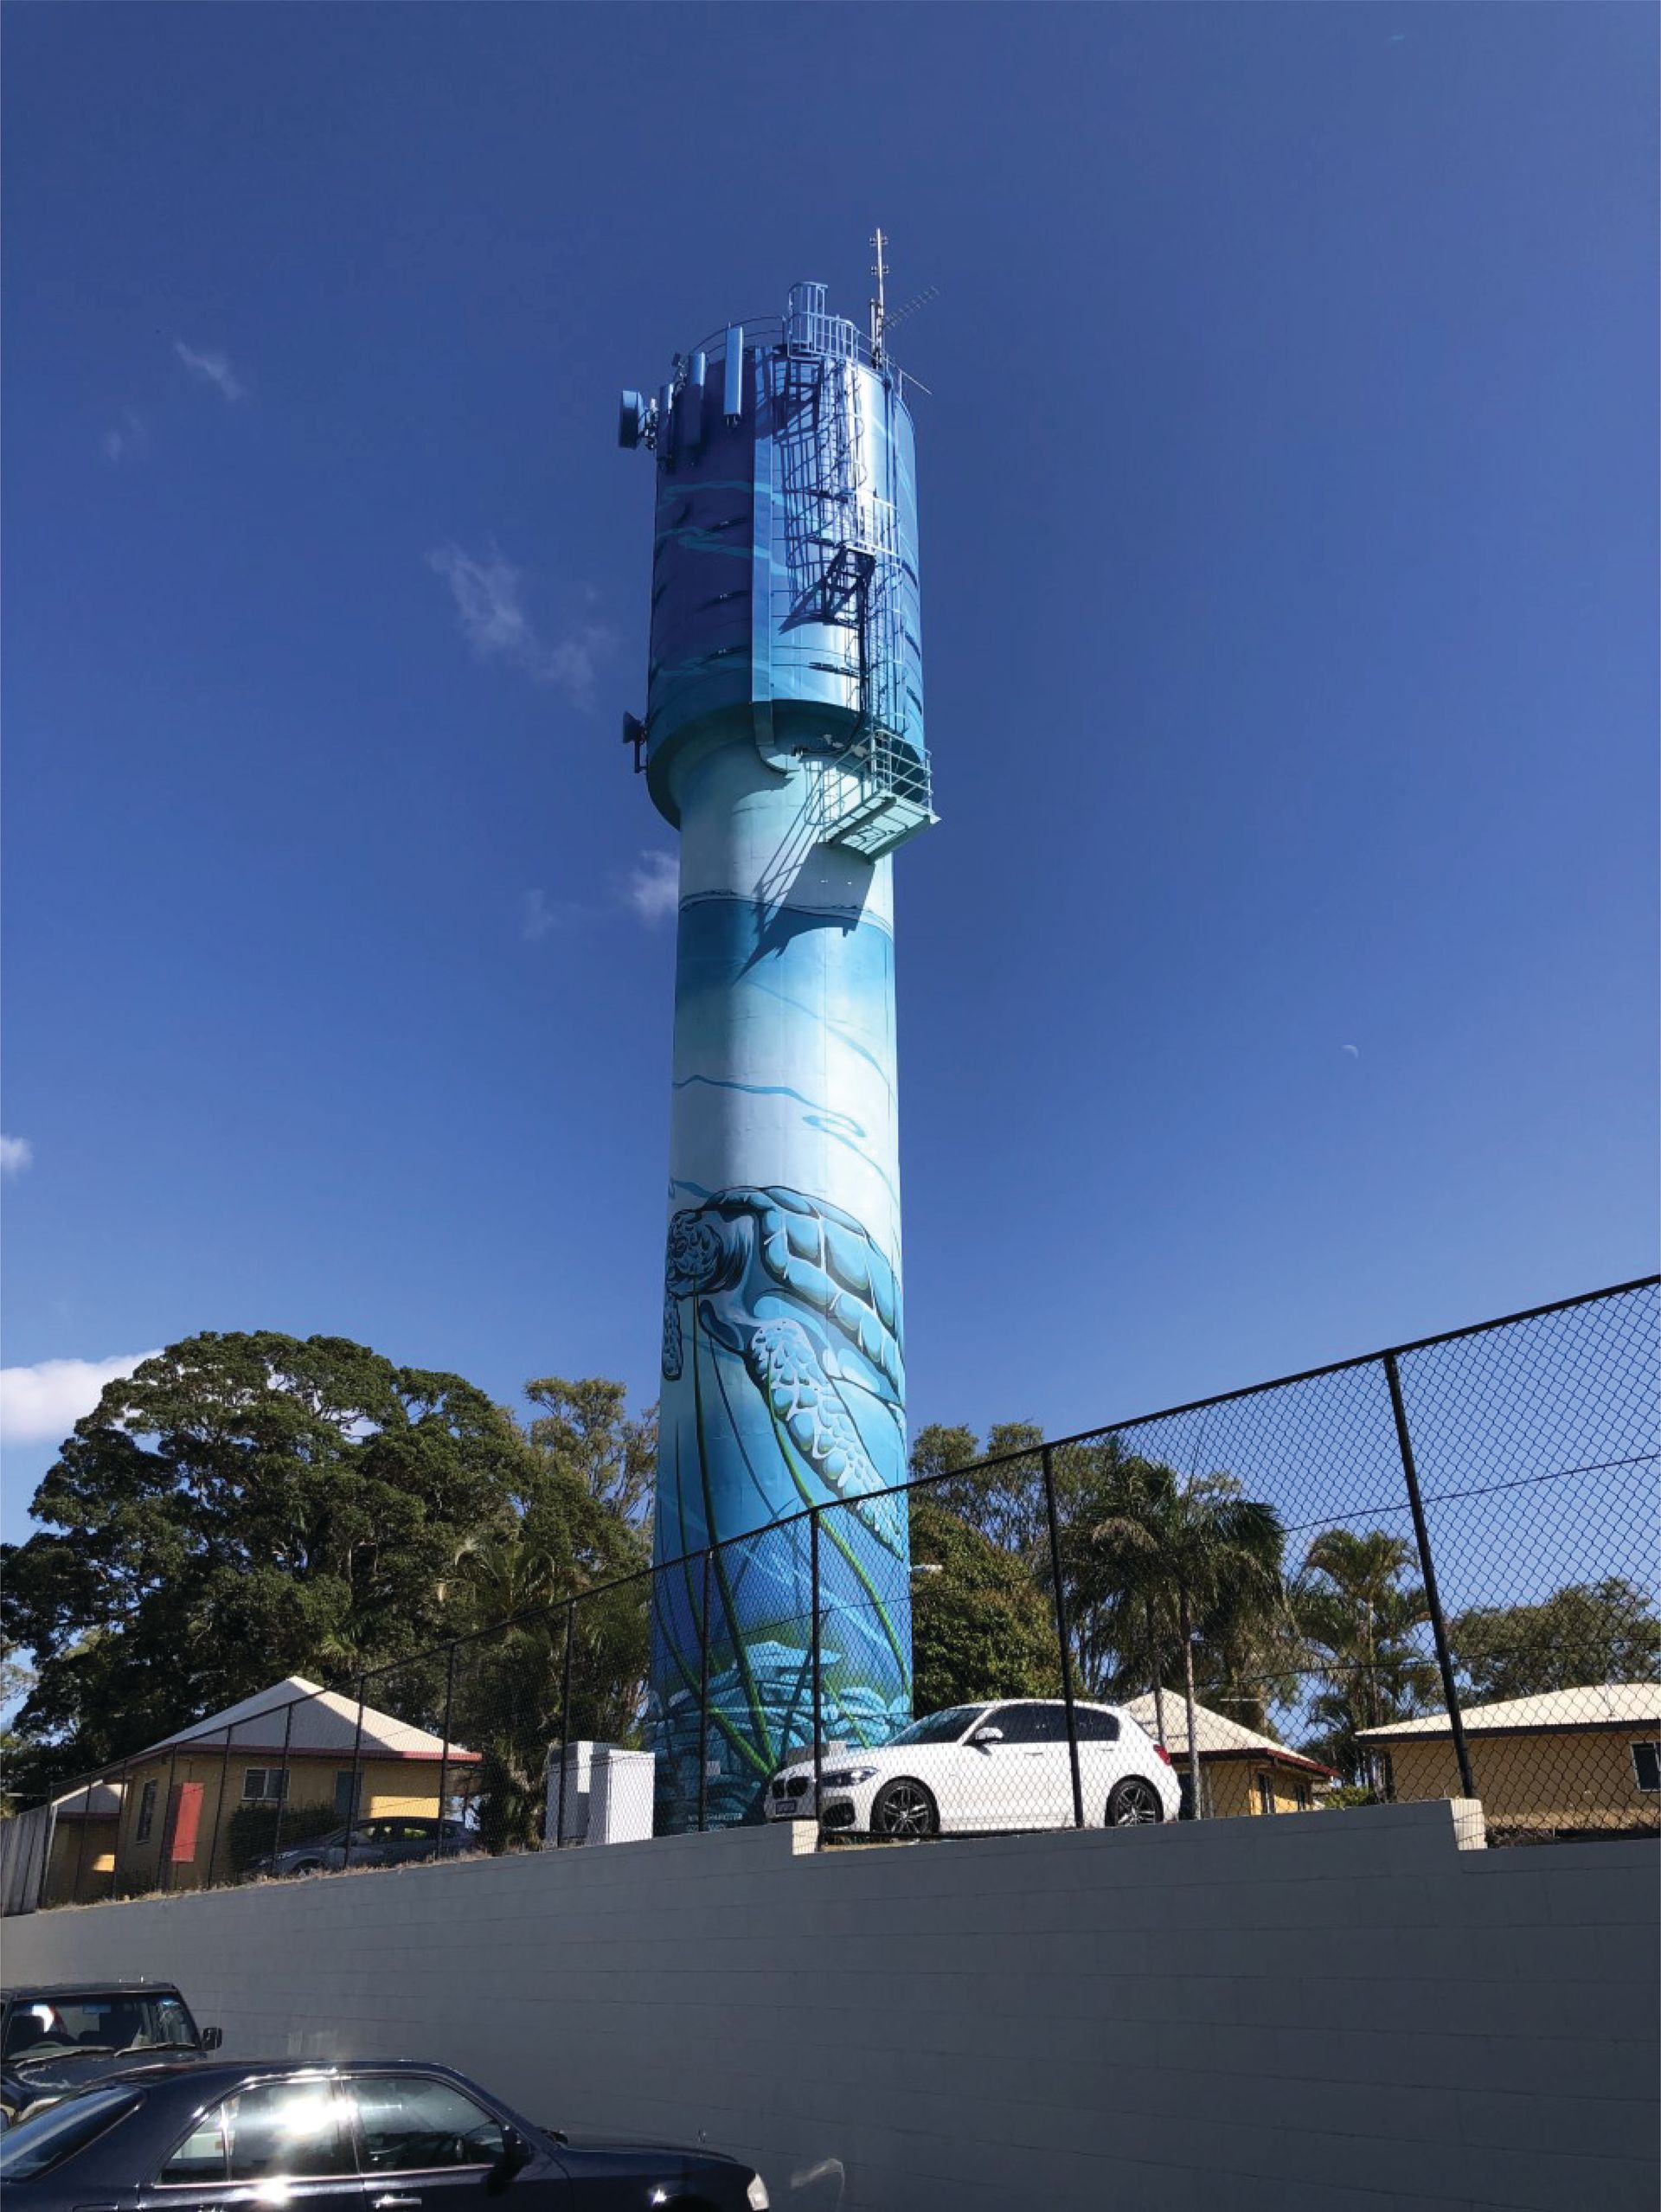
[3, 3, 1655, 1535]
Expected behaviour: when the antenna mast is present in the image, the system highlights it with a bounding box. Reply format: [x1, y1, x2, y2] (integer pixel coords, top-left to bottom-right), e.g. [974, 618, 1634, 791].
[869, 227, 889, 366]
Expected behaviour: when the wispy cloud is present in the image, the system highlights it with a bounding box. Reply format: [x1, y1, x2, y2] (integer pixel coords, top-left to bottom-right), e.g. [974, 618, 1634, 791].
[102, 408, 150, 464]
[174, 340, 247, 404]
[0, 1135, 33, 1177]
[0, 1350, 160, 1447]
[625, 851, 679, 925]
[519, 888, 590, 941]
[427, 542, 612, 707]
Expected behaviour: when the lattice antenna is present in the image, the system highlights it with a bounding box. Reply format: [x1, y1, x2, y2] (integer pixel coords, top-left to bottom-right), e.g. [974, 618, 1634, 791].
[884, 284, 939, 339]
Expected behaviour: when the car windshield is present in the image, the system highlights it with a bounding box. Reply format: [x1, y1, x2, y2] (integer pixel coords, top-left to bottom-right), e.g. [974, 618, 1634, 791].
[886, 1705, 987, 1747]
[0, 2087, 144, 2178]
[3, 1992, 199, 2060]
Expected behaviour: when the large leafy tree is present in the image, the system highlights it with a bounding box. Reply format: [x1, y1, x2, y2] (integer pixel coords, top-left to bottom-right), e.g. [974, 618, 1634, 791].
[909, 1420, 1049, 1555]
[1450, 1579, 1661, 1703]
[907, 1496, 1058, 1715]
[523, 1376, 656, 1537]
[0, 1335, 640, 1800]
[1293, 1529, 1438, 1789]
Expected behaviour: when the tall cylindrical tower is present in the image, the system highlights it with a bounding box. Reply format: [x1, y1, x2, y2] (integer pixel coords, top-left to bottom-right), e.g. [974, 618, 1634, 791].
[620, 279, 934, 1826]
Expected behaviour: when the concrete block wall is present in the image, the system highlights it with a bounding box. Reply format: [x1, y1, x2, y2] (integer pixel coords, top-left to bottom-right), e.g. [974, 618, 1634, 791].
[5, 1801, 1655, 2212]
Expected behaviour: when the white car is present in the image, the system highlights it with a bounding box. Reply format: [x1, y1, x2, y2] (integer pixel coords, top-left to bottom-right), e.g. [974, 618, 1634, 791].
[765, 1697, 1183, 1837]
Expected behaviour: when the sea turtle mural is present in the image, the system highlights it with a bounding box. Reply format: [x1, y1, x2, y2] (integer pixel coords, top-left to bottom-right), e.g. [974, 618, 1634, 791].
[651, 1185, 912, 1825]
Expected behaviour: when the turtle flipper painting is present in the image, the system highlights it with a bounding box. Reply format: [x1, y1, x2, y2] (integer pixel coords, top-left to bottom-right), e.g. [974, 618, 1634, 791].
[651, 1185, 912, 1824]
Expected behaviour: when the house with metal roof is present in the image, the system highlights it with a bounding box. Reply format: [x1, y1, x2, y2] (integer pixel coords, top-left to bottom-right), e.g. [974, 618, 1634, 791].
[43, 1676, 479, 1906]
[1356, 1683, 1661, 1837]
[1124, 1693, 1335, 1818]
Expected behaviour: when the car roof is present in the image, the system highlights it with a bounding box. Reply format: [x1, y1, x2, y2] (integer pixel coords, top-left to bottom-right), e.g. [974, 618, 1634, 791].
[2, 1983, 184, 2002]
[982, 1696, 1125, 1711]
[103, 2059, 471, 2088]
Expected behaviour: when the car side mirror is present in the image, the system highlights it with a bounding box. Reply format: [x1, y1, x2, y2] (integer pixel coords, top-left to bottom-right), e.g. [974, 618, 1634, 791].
[490, 2127, 534, 2190]
[201, 2027, 223, 2051]
[970, 1726, 1004, 1748]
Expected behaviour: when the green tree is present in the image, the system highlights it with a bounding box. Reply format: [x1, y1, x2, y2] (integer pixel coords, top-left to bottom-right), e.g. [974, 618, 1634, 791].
[911, 1421, 1049, 1558]
[0, 1335, 638, 1802]
[439, 1377, 654, 1851]
[1293, 1529, 1438, 1790]
[0, 1647, 37, 1815]
[908, 1496, 1058, 1714]
[1451, 1579, 1661, 1703]
[524, 1377, 656, 1538]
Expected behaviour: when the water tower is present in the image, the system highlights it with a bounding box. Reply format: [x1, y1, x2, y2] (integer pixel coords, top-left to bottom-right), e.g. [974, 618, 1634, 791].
[619, 252, 935, 1824]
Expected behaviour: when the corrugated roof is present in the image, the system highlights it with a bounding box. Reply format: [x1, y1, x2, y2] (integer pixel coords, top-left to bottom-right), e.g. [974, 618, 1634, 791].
[1356, 1683, 1661, 1741]
[138, 1677, 478, 1762]
[1125, 1692, 1332, 1774]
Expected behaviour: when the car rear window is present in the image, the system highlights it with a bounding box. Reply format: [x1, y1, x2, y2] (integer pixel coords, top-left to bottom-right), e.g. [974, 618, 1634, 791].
[0, 2086, 144, 2178]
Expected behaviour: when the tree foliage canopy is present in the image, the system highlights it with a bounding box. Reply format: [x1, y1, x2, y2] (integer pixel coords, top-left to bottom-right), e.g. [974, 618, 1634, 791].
[0, 1334, 651, 1798]
[1451, 1579, 1660, 1704]
[907, 1496, 1057, 1714]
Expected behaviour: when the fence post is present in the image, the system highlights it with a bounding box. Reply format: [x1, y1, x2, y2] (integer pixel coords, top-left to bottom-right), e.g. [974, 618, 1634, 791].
[109, 1758, 132, 1900]
[205, 1731, 232, 1889]
[69, 1777, 93, 1906]
[810, 1509, 824, 1840]
[158, 1744, 181, 1895]
[555, 1602, 574, 1846]
[341, 1678, 368, 1868]
[1042, 1446, 1086, 1829]
[268, 1699, 295, 1871]
[435, 1641, 457, 1837]
[696, 1548, 712, 1834]
[1384, 1351, 1477, 1801]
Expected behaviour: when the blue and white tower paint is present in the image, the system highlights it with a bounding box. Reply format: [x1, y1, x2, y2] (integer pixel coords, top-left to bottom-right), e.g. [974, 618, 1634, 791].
[619, 266, 935, 1824]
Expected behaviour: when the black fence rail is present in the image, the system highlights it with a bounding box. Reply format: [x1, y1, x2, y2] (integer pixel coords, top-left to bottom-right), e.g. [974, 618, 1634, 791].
[5, 1279, 1656, 1914]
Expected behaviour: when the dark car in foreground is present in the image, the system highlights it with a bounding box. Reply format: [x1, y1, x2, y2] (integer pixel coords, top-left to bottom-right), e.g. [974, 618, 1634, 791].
[0, 1983, 221, 2126]
[247, 1816, 477, 1878]
[0, 2056, 770, 2209]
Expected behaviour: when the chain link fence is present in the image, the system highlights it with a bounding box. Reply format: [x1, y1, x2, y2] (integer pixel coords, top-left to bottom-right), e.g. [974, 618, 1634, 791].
[6, 1279, 1655, 1913]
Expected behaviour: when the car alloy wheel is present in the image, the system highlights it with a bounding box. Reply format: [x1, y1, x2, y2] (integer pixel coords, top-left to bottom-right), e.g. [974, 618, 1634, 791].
[1107, 1776, 1164, 1825]
[870, 1779, 937, 1839]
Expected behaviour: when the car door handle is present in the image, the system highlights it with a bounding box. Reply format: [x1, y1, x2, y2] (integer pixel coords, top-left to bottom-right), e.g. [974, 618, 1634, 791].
[374, 2195, 422, 2207]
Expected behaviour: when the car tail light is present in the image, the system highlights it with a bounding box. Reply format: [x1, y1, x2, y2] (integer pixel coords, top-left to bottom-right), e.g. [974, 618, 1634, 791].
[1153, 1742, 1173, 1767]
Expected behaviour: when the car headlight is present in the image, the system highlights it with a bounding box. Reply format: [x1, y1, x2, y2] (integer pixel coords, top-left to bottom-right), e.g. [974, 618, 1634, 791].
[746, 2176, 771, 2210]
[819, 1766, 878, 1787]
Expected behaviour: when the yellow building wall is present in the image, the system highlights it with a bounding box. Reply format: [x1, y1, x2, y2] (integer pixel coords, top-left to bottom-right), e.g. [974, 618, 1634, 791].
[1385, 1728, 1659, 1831]
[44, 1817, 121, 1907]
[1202, 1760, 1319, 1818]
[109, 1753, 463, 1894]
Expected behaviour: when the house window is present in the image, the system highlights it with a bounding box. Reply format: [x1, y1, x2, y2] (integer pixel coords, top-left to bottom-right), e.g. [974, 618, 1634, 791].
[1632, 1742, 1660, 1792]
[1255, 1773, 1276, 1817]
[240, 1769, 290, 1803]
[334, 1771, 362, 1821]
[1294, 1782, 1312, 1811]
[135, 1779, 158, 1843]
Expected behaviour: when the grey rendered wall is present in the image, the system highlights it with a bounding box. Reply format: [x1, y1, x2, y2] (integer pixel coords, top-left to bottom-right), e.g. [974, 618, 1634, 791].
[3, 1801, 1654, 2212]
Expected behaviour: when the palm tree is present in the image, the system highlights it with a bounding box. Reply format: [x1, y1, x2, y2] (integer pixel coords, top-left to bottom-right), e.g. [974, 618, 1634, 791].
[1082, 1461, 1286, 1818]
[1294, 1529, 1438, 1792]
